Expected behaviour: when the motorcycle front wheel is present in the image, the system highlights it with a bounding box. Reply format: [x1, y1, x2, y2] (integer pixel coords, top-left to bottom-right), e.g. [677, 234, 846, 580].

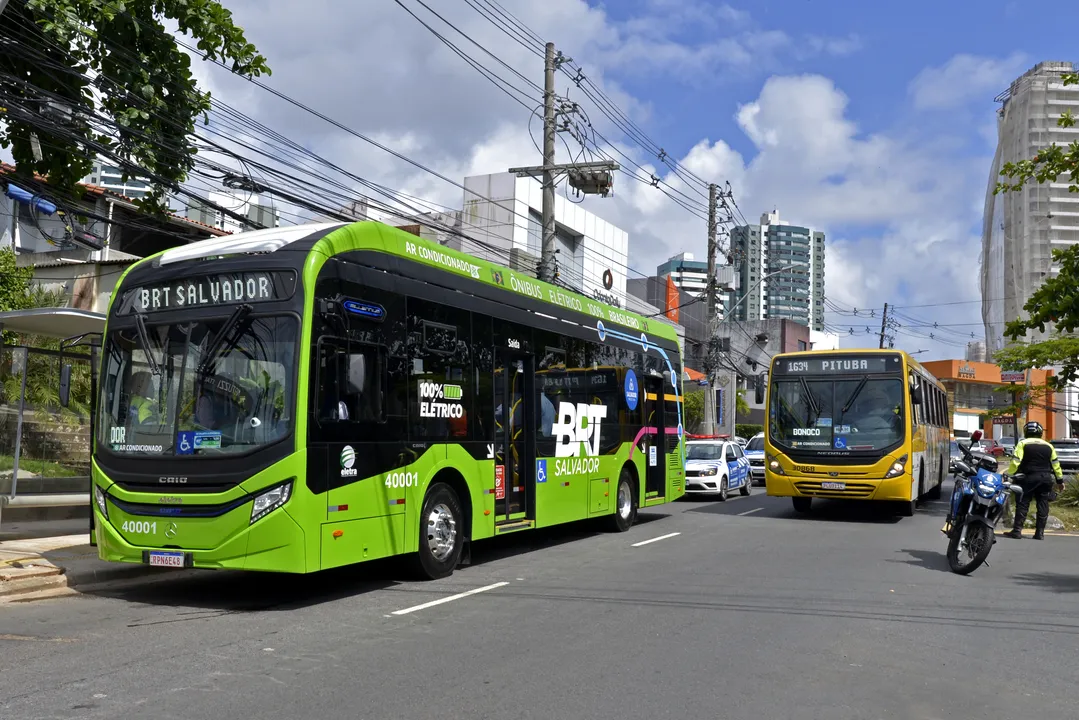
[947, 521, 994, 575]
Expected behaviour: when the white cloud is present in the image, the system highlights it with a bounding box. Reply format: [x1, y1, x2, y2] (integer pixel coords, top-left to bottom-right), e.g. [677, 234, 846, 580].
[165, 1, 988, 358]
[908, 52, 1029, 111]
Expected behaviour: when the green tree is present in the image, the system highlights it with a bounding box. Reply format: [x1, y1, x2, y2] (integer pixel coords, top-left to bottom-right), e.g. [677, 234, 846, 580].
[994, 71, 1079, 390]
[0, 0, 270, 211]
[683, 390, 704, 432]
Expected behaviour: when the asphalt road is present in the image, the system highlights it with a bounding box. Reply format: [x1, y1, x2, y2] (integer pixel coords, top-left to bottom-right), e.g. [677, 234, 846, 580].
[2, 484, 1078, 720]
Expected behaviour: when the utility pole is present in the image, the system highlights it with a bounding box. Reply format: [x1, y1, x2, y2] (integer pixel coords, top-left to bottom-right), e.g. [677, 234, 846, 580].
[540, 41, 557, 283]
[878, 303, 889, 349]
[508, 42, 618, 284]
[702, 183, 720, 436]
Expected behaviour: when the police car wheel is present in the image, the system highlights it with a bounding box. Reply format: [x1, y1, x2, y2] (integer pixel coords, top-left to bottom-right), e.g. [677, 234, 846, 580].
[740, 476, 752, 496]
[717, 477, 728, 502]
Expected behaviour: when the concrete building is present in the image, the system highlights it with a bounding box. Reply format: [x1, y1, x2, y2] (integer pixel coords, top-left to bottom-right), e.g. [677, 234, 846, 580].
[730, 209, 825, 331]
[626, 275, 708, 369]
[186, 191, 280, 234]
[82, 160, 151, 200]
[982, 61, 1079, 354]
[965, 341, 988, 363]
[655, 252, 737, 319]
[810, 329, 841, 350]
[453, 172, 630, 308]
[921, 360, 1057, 441]
[715, 318, 811, 433]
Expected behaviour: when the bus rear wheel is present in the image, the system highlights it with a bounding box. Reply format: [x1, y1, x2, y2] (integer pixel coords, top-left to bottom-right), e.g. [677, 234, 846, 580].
[607, 467, 637, 532]
[413, 482, 465, 580]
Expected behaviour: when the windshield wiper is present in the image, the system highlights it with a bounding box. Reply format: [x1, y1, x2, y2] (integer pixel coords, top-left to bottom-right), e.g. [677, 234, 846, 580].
[133, 313, 161, 376]
[798, 376, 820, 422]
[840, 375, 870, 414]
[197, 304, 252, 377]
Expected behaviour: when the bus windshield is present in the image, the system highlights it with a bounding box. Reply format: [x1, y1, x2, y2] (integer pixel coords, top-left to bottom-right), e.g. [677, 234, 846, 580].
[770, 376, 905, 452]
[98, 315, 297, 456]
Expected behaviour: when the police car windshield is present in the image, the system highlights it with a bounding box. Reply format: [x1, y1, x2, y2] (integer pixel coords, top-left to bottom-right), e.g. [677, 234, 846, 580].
[686, 443, 725, 460]
[98, 315, 297, 456]
[770, 377, 905, 453]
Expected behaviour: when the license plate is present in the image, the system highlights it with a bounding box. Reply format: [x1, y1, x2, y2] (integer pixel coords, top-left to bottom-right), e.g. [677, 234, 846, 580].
[821, 481, 846, 490]
[147, 551, 185, 568]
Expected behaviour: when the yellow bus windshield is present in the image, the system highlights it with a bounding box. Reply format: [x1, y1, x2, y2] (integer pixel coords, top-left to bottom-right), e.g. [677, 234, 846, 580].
[770, 374, 906, 453]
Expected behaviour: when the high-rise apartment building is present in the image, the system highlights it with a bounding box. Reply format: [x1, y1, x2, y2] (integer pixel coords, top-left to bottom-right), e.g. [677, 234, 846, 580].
[83, 160, 151, 199]
[729, 209, 825, 331]
[982, 61, 1079, 354]
[655, 252, 736, 318]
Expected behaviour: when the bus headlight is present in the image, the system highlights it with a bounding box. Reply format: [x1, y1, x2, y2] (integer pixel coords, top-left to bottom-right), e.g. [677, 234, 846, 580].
[767, 453, 785, 475]
[94, 485, 108, 519]
[884, 454, 909, 479]
[251, 481, 293, 524]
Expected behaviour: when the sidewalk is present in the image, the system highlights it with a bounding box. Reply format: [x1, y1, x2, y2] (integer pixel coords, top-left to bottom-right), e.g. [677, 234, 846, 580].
[0, 534, 195, 602]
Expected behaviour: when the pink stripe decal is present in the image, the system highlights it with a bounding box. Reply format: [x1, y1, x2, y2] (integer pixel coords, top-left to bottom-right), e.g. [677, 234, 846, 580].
[630, 427, 658, 458]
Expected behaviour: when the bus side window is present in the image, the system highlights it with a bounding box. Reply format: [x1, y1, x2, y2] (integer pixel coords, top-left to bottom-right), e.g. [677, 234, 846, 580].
[317, 339, 384, 424]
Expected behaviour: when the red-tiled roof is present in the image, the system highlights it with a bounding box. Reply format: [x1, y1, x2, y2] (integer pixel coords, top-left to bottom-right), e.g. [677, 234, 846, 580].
[1, 162, 230, 236]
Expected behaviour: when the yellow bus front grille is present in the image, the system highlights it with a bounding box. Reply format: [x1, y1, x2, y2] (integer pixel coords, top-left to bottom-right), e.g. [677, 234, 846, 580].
[793, 481, 876, 498]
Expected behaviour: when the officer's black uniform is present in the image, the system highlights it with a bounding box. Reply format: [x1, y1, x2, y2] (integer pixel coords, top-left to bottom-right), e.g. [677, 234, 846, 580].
[1003, 422, 1064, 540]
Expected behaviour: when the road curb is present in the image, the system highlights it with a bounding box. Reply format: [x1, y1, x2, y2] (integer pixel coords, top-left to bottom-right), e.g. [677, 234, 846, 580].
[0, 563, 68, 600]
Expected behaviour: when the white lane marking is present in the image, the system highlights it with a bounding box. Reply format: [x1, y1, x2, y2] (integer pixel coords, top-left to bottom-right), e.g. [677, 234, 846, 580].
[738, 508, 763, 516]
[391, 581, 509, 616]
[631, 532, 681, 547]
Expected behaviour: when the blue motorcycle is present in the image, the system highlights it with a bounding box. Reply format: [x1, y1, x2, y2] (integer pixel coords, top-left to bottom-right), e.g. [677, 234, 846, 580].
[942, 430, 1023, 575]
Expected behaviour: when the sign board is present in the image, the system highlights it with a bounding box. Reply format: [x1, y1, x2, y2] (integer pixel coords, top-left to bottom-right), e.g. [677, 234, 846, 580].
[992, 415, 1016, 425]
[771, 354, 899, 376]
[494, 465, 505, 500]
[1000, 370, 1026, 383]
[957, 363, 976, 379]
[117, 271, 297, 314]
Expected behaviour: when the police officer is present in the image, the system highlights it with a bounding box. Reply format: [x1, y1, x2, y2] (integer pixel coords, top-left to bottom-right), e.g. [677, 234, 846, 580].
[1003, 421, 1064, 540]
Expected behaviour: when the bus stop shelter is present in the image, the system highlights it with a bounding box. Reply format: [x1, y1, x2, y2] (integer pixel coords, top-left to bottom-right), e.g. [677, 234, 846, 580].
[0, 308, 104, 526]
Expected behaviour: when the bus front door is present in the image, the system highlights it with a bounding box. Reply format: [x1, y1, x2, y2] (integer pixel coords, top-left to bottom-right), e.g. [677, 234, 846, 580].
[495, 352, 536, 523]
[642, 375, 666, 500]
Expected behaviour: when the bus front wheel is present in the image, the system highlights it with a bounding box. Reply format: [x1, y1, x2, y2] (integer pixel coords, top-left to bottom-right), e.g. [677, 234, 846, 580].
[607, 468, 638, 532]
[414, 482, 465, 580]
[792, 497, 811, 513]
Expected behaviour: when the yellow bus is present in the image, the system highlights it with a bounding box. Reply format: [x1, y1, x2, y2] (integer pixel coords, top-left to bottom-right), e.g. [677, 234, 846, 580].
[764, 349, 950, 516]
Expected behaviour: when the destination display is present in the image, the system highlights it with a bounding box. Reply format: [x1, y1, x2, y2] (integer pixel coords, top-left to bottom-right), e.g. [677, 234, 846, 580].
[117, 271, 297, 314]
[772, 354, 901, 376]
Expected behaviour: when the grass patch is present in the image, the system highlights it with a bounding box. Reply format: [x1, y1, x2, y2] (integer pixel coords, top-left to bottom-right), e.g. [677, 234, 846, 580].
[0, 454, 82, 478]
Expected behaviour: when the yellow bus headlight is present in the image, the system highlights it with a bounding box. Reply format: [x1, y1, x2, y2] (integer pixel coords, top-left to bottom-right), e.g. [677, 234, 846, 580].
[766, 453, 785, 475]
[884, 454, 909, 479]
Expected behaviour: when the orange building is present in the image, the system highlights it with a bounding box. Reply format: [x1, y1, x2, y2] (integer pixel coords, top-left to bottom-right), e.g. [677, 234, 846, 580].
[921, 360, 1056, 440]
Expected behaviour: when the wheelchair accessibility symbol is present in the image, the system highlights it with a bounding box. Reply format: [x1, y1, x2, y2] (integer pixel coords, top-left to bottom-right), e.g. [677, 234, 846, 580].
[834, 436, 847, 450]
[536, 459, 548, 484]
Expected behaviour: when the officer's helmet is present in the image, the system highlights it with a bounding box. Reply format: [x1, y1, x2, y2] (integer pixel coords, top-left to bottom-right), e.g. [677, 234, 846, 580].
[1023, 421, 1044, 439]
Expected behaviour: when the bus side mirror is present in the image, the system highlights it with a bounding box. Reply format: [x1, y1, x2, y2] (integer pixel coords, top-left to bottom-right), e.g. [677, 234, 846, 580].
[754, 374, 764, 405]
[911, 386, 923, 405]
[59, 364, 72, 408]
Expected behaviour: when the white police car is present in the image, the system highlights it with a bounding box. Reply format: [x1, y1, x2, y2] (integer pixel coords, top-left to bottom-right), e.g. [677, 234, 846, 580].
[684, 439, 752, 500]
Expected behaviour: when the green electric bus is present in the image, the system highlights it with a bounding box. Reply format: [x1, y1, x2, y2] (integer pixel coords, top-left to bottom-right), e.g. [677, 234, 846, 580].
[88, 221, 686, 578]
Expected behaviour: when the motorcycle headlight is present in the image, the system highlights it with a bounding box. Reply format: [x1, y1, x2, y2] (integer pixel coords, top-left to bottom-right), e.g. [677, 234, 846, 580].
[884, 454, 909, 479]
[976, 482, 997, 497]
[250, 481, 293, 524]
[94, 485, 108, 519]
[767, 453, 785, 475]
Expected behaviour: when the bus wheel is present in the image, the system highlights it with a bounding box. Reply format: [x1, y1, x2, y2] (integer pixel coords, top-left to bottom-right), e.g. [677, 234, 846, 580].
[792, 497, 811, 513]
[607, 467, 637, 532]
[897, 499, 916, 517]
[414, 482, 464, 580]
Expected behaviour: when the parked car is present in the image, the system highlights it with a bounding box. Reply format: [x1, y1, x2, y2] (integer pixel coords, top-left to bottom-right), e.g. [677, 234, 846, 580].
[1050, 438, 1079, 476]
[684, 439, 752, 500]
[744, 433, 765, 485]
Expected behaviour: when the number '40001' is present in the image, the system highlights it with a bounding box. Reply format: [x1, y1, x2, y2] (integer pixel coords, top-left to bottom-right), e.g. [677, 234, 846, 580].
[385, 472, 419, 488]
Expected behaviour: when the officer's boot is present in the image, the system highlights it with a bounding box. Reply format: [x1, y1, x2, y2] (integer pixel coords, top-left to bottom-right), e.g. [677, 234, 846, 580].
[1033, 517, 1046, 540]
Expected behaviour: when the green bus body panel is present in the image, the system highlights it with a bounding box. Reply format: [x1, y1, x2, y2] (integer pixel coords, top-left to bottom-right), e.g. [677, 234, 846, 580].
[92, 221, 685, 573]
